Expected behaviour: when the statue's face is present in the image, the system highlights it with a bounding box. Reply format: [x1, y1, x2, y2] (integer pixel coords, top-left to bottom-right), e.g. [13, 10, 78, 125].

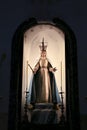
[41, 51, 46, 58]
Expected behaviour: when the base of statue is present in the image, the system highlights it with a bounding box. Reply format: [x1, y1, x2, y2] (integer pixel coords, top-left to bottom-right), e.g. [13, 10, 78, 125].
[27, 103, 60, 124]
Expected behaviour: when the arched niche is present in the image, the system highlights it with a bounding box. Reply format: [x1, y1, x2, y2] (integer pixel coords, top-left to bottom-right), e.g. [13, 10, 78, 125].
[8, 18, 80, 130]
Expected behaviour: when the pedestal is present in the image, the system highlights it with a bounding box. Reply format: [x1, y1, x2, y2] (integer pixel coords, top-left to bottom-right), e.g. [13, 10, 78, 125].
[28, 103, 59, 124]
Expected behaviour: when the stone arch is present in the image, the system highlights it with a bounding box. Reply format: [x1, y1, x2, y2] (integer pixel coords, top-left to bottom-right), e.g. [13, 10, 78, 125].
[8, 17, 80, 130]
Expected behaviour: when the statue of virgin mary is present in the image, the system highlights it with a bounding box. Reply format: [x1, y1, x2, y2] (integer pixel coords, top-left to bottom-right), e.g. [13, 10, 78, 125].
[28, 38, 61, 109]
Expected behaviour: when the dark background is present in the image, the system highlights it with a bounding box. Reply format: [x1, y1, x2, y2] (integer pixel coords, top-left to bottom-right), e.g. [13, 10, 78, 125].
[0, 0, 87, 117]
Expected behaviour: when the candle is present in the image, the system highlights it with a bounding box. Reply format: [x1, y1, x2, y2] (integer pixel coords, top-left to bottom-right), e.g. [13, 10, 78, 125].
[26, 60, 28, 90]
[61, 61, 62, 91]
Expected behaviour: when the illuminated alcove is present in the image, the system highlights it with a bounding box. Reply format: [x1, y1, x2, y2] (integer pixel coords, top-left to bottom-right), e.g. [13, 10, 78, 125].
[21, 23, 66, 123]
[8, 18, 80, 130]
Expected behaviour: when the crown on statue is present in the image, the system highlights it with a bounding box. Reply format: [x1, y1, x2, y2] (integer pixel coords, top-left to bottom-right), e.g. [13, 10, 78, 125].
[39, 38, 47, 51]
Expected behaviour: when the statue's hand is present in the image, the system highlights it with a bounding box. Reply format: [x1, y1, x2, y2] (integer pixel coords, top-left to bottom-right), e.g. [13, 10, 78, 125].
[49, 67, 57, 72]
[53, 67, 57, 72]
[33, 70, 35, 74]
[33, 68, 37, 74]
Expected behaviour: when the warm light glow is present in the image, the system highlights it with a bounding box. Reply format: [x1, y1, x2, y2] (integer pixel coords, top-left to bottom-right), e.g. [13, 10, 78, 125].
[22, 24, 66, 118]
